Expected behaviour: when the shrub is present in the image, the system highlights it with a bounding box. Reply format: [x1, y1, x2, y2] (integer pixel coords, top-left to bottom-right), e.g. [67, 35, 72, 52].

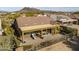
[4, 27, 14, 35]
[0, 35, 21, 51]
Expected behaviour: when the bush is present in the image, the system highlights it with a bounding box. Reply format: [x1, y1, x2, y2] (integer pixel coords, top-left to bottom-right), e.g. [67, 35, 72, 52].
[0, 35, 21, 51]
[4, 27, 14, 35]
[61, 26, 77, 36]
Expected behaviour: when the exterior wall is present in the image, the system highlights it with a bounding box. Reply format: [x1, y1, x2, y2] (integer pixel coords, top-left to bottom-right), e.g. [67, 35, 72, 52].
[13, 19, 22, 37]
[16, 46, 23, 51]
[16, 45, 33, 51]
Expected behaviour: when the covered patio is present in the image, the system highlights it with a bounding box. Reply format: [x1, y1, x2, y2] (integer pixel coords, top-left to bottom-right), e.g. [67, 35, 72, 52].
[20, 24, 60, 41]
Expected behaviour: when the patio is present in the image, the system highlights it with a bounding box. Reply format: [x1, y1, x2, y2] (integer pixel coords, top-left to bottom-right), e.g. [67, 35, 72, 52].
[18, 34, 65, 51]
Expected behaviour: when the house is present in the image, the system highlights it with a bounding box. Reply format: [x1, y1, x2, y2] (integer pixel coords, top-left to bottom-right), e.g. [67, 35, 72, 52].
[59, 18, 77, 24]
[14, 15, 60, 42]
[50, 15, 78, 24]
[71, 15, 79, 25]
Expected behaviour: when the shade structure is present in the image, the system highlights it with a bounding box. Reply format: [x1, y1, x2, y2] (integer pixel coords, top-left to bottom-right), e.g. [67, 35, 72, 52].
[20, 24, 56, 32]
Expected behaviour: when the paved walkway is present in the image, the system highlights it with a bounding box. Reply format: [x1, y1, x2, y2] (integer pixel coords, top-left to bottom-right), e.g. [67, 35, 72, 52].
[39, 41, 73, 51]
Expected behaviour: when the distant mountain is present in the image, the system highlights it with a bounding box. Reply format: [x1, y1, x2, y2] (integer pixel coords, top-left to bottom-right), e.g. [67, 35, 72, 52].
[16, 7, 72, 16]
[17, 7, 64, 14]
[0, 11, 8, 13]
[18, 7, 40, 13]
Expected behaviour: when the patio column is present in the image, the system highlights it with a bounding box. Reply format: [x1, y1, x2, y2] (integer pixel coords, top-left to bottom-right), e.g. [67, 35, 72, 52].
[22, 32, 24, 42]
[40, 30, 44, 39]
[51, 29, 53, 35]
[46, 29, 48, 34]
[76, 21, 78, 25]
[51, 28, 54, 35]
[54, 27, 56, 34]
[40, 30, 43, 36]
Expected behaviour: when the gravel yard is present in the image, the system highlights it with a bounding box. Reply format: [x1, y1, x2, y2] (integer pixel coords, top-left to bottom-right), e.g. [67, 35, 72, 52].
[39, 41, 73, 51]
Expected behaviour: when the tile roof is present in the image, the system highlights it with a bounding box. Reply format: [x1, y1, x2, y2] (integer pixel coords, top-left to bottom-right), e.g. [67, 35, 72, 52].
[16, 16, 51, 28]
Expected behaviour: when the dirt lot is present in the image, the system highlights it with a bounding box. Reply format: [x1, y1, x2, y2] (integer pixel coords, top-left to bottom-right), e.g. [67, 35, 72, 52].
[39, 41, 73, 51]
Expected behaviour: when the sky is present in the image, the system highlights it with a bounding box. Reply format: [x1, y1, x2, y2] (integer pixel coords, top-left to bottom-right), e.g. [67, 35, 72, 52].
[0, 7, 23, 12]
[0, 7, 79, 12]
[36, 7, 79, 12]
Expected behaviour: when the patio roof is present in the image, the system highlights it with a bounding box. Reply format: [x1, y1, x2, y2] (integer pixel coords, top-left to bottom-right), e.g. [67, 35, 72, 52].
[20, 24, 55, 32]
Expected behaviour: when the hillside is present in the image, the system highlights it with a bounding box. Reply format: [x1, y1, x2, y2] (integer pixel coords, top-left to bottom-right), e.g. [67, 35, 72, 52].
[18, 7, 40, 13]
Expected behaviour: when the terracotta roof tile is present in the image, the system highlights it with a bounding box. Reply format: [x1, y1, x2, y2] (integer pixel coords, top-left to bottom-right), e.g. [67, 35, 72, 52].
[16, 16, 51, 27]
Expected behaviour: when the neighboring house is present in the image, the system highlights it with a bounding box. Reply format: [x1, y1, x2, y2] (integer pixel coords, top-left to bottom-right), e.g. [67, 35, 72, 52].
[59, 18, 77, 24]
[50, 15, 78, 24]
[71, 15, 79, 25]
